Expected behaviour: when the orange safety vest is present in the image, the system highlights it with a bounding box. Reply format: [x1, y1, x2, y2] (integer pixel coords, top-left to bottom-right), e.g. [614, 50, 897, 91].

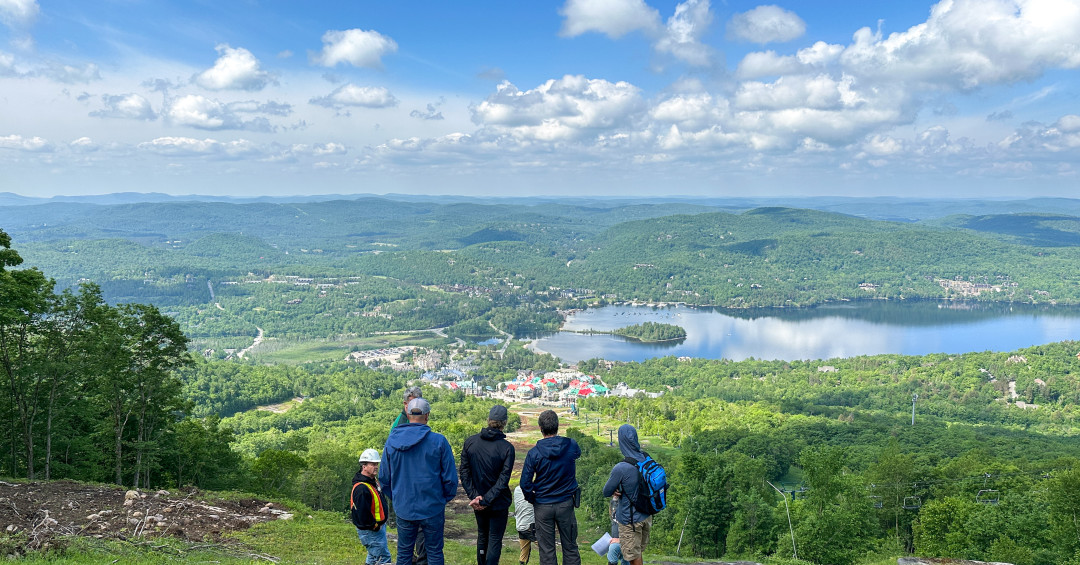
[351, 481, 386, 523]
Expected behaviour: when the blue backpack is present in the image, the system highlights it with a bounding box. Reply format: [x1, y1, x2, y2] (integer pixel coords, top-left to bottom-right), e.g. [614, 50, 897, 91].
[625, 453, 667, 516]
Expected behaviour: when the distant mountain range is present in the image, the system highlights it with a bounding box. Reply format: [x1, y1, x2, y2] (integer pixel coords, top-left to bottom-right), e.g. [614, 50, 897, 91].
[5, 191, 1080, 222]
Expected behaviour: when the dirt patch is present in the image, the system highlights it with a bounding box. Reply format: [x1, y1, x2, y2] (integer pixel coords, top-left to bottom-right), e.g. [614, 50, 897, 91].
[0, 480, 292, 555]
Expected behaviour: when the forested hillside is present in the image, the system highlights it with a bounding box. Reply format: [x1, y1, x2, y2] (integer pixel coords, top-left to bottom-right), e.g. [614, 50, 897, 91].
[6, 198, 1080, 565]
[5, 198, 1080, 355]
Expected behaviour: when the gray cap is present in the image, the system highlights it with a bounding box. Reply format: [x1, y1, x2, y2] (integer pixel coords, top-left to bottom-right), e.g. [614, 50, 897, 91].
[488, 405, 508, 421]
[406, 397, 431, 415]
[403, 385, 423, 402]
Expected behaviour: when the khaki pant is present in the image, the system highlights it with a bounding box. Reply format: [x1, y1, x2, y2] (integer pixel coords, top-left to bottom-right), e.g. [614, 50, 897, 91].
[518, 525, 536, 564]
[617, 516, 652, 562]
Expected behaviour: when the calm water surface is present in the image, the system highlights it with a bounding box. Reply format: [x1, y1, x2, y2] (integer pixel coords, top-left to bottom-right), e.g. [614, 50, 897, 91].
[531, 302, 1080, 363]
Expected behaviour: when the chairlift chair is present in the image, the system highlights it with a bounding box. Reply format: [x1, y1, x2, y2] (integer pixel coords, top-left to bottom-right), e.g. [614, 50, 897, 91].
[869, 495, 883, 509]
[976, 489, 999, 505]
[903, 496, 922, 510]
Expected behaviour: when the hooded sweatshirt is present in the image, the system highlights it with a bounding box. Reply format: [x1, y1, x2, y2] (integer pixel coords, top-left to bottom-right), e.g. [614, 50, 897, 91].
[350, 470, 388, 531]
[379, 422, 459, 520]
[603, 424, 647, 525]
[460, 427, 516, 511]
[520, 435, 581, 505]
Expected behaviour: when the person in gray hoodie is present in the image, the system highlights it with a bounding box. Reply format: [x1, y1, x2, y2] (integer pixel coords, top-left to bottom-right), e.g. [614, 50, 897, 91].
[520, 410, 581, 565]
[602, 424, 651, 565]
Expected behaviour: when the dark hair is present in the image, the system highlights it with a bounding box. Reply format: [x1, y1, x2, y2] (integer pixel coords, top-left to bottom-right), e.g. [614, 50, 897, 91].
[538, 410, 559, 436]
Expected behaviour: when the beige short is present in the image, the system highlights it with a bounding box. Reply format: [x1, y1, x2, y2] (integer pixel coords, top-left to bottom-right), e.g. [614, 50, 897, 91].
[618, 515, 652, 561]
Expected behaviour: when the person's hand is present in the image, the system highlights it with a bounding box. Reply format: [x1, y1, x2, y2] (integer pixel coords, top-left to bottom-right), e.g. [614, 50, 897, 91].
[469, 496, 484, 510]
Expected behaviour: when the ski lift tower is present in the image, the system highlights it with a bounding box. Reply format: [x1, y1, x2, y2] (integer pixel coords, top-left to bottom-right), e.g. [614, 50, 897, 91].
[911, 393, 918, 426]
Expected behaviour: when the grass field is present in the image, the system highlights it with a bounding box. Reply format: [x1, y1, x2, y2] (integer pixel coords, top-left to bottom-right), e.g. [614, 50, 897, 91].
[244, 334, 451, 364]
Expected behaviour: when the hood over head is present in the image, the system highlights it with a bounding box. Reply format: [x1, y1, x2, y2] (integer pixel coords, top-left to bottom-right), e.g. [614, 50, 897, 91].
[386, 422, 430, 451]
[618, 424, 645, 462]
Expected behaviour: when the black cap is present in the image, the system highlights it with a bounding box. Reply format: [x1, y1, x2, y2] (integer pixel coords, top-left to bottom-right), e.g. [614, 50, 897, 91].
[488, 405, 508, 421]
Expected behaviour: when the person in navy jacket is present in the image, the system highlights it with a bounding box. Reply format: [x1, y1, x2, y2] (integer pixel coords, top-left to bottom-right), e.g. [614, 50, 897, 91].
[520, 410, 581, 565]
[380, 398, 458, 565]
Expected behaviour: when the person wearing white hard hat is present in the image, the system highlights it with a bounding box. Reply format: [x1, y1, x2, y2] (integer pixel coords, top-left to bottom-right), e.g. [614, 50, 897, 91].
[351, 448, 391, 564]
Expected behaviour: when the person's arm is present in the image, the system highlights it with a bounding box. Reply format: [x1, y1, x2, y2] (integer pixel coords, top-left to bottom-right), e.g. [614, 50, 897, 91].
[441, 437, 459, 503]
[602, 465, 623, 498]
[520, 452, 536, 503]
[378, 451, 393, 502]
[459, 438, 476, 499]
[481, 443, 515, 506]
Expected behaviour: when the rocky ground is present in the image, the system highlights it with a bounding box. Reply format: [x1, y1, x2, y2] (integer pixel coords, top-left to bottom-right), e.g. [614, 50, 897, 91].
[0, 479, 293, 556]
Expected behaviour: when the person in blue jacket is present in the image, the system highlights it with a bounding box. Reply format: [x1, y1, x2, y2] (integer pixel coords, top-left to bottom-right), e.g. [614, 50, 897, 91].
[520, 410, 581, 565]
[380, 398, 459, 565]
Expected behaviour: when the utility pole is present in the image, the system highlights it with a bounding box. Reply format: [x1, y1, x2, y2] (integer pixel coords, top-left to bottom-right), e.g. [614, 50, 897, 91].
[767, 480, 798, 560]
[911, 393, 918, 426]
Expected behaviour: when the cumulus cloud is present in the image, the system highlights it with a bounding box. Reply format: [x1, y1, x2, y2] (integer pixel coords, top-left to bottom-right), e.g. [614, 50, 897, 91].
[195, 45, 275, 91]
[470, 75, 644, 142]
[559, 0, 660, 38]
[735, 50, 802, 79]
[654, 0, 713, 66]
[69, 136, 98, 152]
[90, 93, 156, 120]
[560, 0, 713, 66]
[0, 0, 37, 28]
[312, 29, 397, 68]
[137, 136, 260, 158]
[411, 100, 445, 120]
[838, 0, 1080, 90]
[165, 95, 277, 131]
[0, 133, 51, 152]
[728, 5, 806, 43]
[998, 114, 1080, 152]
[309, 84, 398, 109]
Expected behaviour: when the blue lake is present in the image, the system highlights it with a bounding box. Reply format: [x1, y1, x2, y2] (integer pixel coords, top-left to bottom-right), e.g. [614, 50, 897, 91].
[530, 301, 1080, 363]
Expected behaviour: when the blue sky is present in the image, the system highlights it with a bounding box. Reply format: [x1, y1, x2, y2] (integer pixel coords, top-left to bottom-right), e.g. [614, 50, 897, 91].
[1, 0, 1079, 198]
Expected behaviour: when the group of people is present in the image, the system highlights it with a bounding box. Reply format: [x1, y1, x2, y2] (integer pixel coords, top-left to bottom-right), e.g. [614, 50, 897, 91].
[349, 386, 655, 565]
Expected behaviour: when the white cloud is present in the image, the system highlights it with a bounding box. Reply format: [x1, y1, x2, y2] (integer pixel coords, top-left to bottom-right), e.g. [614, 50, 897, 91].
[0, 0, 37, 28]
[69, 137, 98, 152]
[0, 133, 51, 151]
[727, 5, 806, 43]
[195, 45, 274, 91]
[650, 93, 728, 131]
[309, 84, 398, 109]
[839, 0, 1080, 90]
[559, 0, 660, 38]
[137, 136, 259, 158]
[560, 0, 713, 66]
[167, 95, 229, 129]
[43, 61, 100, 83]
[313, 142, 347, 156]
[797, 41, 844, 66]
[165, 95, 276, 131]
[312, 29, 397, 68]
[654, 0, 713, 66]
[471, 75, 644, 142]
[90, 93, 156, 120]
[735, 50, 802, 79]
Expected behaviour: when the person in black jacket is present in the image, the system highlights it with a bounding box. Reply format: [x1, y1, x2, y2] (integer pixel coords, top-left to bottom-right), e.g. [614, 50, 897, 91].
[460, 405, 516, 565]
[351, 448, 391, 565]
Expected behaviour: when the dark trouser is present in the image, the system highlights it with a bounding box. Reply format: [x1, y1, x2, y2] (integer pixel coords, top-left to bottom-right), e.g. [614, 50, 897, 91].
[534, 498, 580, 565]
[413, 530, 426, 565]
[474, 507, 509, 565]
[396, 515, 440, 565]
